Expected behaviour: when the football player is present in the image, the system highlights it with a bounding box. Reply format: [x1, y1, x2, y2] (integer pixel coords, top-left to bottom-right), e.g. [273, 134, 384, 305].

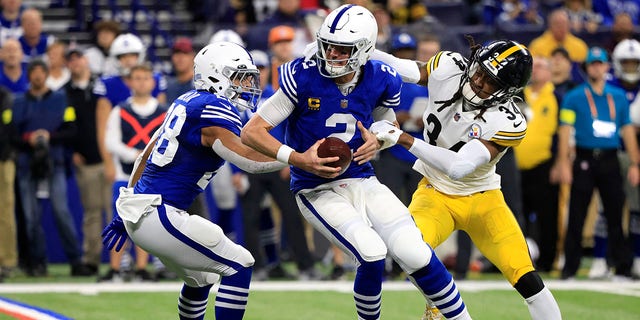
[101, 42, 286, 320]
[370, 39, 562, 319]
[241, 4, 471, 320]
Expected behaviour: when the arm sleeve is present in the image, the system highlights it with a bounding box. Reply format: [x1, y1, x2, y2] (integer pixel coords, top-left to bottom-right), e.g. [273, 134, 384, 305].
[256, 89, 295, 127]
[105, 107, 140, 163]
[212, 139, 287, 174]
[370, 49, 421, 84]
[408, 138, 491, 180]
[372, 106, 397, 122]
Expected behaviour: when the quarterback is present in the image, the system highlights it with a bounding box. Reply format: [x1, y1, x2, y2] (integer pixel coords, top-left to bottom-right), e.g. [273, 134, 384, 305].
[371, 39, 562, 319]
[242, 4, 471, 320]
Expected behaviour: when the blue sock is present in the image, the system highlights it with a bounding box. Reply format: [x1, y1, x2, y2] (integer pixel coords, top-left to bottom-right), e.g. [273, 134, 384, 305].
[593, 213, 608, 258]
[259, 208, 279, 265]
[178, 284, 212, 320]
[353, 260, 384, 320]
[215, 266, 252, 320]
[408, 248, 467, 319]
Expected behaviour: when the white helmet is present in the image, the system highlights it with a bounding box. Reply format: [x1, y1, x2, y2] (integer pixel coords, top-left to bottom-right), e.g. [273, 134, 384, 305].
[110, 33, 145, 58]
[209, 29, 245, 47]
[315, 4, 377, 78]
[612, 39, 640, 83]
[193, 41, 262, 111]
[110, 33, 145, 75]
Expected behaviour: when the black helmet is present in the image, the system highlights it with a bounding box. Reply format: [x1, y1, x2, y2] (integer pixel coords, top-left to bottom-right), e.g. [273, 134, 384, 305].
[461, 39, 532, 108]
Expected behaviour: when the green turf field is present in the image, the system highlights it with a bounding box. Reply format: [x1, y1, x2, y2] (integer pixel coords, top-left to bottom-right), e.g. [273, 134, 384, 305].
[1, 264, 639, 319]
[2, 288, 640, 319]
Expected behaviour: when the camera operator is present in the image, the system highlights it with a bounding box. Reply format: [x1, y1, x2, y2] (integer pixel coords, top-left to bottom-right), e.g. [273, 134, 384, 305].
[10, 60, 92, 277]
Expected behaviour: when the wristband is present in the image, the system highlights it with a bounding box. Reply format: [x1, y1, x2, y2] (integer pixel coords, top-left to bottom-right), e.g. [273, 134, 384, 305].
[276, 145, 294, 164]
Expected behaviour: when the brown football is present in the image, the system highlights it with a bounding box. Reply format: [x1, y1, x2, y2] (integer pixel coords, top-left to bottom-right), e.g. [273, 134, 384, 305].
[317, 137, 352, 172]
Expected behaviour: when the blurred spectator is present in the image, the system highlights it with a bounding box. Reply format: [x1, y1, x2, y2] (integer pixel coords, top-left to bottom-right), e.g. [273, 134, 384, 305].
[372, 4, 394, 52]
[549, 47, 579, 102]
[44, 41, 69, 91]
[484, 0, 544, 26]
[216, 0, 257, 35]
[83, 20, 121, 77]
[529, 9, 589, 62]
[515, 56, 560, 272]
[589, 39, 640, 279]
[93, 33, 167, 280]
[593, 0, 640, 26]
[103, 64, 166, 282]
[381, 0, 428, 25]
[416, 33, 441, 62]
[166, 37, 196, 103]
[17, 8, 54, 64]
[605, 13, 638, 53]
[65, 48, 106, 276]
[556, 47, 637, 281]
[0, 38, 28, 93]
[209, 28, 245, 46]
[0, 0, 24, 45]
[0, 84, 14, 282]
[248, 0, 310, 51]
[564, 0, 602, 33]
[11, 60, 92, 277]
[268, 25, 295, 90]
[254, 0, 280, 22]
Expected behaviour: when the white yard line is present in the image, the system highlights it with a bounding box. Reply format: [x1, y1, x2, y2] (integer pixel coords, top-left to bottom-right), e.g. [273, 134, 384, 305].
[0, 280, 638, 297]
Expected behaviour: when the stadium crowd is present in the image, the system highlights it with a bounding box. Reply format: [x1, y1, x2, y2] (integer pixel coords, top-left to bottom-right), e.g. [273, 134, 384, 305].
[0, 0, 639, 291]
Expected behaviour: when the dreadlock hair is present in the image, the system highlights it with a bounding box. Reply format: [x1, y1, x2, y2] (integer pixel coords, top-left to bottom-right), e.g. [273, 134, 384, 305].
[434, 35, 488, 122]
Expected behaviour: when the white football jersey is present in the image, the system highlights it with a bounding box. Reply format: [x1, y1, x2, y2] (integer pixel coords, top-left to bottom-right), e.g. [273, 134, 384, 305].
[413, 51, 527, 195]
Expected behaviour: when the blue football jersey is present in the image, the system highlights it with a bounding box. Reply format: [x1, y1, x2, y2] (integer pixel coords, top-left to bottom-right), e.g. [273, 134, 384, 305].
[133, 90, 242, 209]
[94, 72, 167, 107]
[278, 57, 402, 192]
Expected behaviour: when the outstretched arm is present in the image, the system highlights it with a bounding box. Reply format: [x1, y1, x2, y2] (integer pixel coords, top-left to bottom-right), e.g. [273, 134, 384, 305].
[371, 120, 495, 180]
[370, 49, 428, 86]
[202, 126, 285, 174]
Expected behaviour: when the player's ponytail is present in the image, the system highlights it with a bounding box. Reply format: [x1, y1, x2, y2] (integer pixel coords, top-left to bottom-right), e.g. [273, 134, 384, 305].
[434, 35, 482, 113]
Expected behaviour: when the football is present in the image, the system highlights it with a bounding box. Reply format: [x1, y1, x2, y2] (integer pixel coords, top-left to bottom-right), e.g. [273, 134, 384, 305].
[317, 137, 352, 173]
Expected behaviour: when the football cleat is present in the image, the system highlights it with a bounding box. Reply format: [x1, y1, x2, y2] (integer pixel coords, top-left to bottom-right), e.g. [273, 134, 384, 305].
[632, 257, 640, 278]
[420, 302, 443, 320]
[588, 258, 611, 279]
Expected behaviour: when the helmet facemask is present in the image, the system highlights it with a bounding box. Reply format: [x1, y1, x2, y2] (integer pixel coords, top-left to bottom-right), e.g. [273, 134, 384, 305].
[223, 67, 262, 112]
[316, 36, 370, 78]
[193, 42, 262, 112]
[314, 4, 377, 79]
[461, 40, 530, 109]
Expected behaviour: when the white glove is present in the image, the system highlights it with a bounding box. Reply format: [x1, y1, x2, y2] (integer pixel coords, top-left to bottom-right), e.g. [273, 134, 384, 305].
[303, 41, 318, 61]
[370, 120, 403, 150]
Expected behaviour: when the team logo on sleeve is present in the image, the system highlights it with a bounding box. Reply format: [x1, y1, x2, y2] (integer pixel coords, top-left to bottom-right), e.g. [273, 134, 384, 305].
[340, 99, 349, 109]
[468, 123, 482, 139]
[307, 97, 320, 110]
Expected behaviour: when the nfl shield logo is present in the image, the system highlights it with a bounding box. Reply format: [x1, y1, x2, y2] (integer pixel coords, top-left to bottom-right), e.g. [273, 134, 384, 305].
[340, 99, 348, 108]
[454, 113, 461, 121]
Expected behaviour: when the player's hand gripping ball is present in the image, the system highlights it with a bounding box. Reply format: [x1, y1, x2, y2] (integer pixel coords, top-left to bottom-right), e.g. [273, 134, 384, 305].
[317, 137, 352, 174]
